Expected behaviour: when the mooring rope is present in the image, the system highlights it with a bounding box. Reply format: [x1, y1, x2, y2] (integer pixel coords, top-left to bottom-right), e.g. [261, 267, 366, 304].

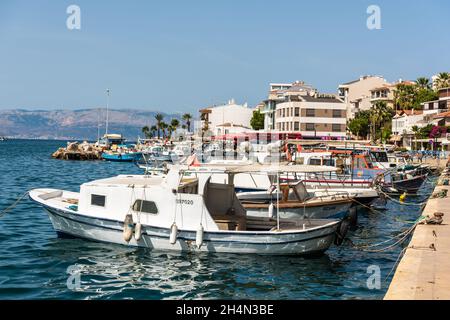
[0, 191, 29, 218]
[376, 188, 429, 207]
[349, 221, 419, 253]
[385, 247, 408, 282]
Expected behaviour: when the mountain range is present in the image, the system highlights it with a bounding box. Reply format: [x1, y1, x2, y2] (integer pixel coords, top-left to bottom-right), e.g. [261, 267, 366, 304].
[0, 109, 188, 140]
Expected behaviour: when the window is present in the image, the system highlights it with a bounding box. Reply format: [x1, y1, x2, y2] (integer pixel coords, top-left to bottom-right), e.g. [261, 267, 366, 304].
[332, 124, 341, 132]
[91, 194, 106, 207]
[282, 109, 285, 117]
[294, 122, 299, 131]
[294, 107, 300, 117]
[306, 123, 315, 131]
[132, 200, 158, 214]
[306, 109, 315, 117]
[332, 110, 341, 118]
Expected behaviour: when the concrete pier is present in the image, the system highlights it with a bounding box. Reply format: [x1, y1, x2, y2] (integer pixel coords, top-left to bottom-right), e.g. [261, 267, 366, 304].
[385, 161, 450, 300]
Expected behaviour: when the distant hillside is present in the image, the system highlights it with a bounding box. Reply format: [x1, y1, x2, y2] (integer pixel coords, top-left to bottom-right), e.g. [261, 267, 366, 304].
[0, 109, 186, 140]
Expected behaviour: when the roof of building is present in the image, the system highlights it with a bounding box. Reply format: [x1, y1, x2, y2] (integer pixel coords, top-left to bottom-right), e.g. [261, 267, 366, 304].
[433, 111, 450, 119]
[300, 95, 343, 103]
[396, 110, 424, 116]
[339, 75, 385, 87]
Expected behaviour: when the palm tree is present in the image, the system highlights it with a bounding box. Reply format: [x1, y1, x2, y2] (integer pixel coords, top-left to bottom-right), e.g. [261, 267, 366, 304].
[370, 101, 393, 141]
[141, 126, 150, 138]
[436, 72, 450, 89]
[171, 119, 180, 130]
[416, 77, 431, 90]
[150, 125, 157, 137]
[182, 113, 192, 132]
[154, 113, 164, 139]
[160, 122, 168, 139]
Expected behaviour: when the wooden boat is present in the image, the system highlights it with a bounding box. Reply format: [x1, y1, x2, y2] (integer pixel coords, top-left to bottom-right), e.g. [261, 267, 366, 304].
[29, 167, 347, 255]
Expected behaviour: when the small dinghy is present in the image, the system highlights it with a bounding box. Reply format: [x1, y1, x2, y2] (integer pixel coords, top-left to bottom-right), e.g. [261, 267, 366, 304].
[29, 167, 346, 255]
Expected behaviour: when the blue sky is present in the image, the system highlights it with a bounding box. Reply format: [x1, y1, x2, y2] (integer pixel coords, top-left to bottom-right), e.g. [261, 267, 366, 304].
[1, 0, 450, 113]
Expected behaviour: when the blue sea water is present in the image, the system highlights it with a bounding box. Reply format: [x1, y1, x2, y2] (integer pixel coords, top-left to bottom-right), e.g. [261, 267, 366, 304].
[0, 140, 435, 300]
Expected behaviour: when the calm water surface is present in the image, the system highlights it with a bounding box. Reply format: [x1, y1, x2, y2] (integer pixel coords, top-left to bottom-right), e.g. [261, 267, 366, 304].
[0, 140, 435, 299]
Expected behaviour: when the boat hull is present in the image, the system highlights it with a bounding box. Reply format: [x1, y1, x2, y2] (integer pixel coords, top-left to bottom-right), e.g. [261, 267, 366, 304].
[243, 201, 352, 220]
[42, 206, 338, 255]
[102, 152, 142, 162]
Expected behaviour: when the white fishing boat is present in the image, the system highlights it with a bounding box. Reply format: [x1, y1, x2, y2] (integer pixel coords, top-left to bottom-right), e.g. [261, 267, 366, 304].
[29, 167, 346, 255]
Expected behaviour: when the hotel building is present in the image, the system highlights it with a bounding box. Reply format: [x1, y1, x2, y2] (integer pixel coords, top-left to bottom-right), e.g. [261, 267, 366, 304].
[274, 93, 347, 139]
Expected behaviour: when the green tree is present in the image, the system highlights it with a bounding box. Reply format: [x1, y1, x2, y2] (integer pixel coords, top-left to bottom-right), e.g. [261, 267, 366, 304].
[250, 109, 265, 130]
[141, 126, 151, 138]
[394, 83, 417, 110]
[348, 110, 370, 139]
[182, 113, 192, 132]
[170, 119, 180, 138]
[370, 101, 394, 141]
[155, 113, 164, 139]
[416, 77, 431, 90]
[150, 125, 157, 137]
[436, 72, 450, 89]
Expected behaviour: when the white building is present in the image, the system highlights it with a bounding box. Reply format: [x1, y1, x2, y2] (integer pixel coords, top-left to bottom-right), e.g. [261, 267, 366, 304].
[199, 99, 254, 136]
[392, 110, 426, 136]
[338, 75, 390, 119]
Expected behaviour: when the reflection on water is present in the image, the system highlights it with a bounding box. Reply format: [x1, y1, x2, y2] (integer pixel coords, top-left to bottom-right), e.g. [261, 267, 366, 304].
[0, 140, 436, 299]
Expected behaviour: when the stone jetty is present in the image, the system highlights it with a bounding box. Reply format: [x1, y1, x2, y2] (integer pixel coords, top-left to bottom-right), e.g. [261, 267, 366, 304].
[385, 158, 450, 300]
[52, 141, 103, 160]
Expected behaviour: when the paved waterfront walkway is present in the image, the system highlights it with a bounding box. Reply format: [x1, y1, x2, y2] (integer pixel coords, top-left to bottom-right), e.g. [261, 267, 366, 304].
[385, 163, 450, 300]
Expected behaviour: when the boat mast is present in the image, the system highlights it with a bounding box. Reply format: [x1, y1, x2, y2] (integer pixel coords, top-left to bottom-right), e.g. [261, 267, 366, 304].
[97, 107, 100, 144]
[105, 89, 110, 136]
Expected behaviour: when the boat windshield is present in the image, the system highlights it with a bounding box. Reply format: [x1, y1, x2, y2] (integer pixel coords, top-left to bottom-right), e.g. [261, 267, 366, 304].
[370, 151, 388, 163]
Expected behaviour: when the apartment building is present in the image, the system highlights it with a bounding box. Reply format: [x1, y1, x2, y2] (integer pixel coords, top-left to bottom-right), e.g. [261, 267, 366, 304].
[274, 93, 347, 139]
[260, 81, 317, 131]
[422, 87, 450, 114]
[370, 80, 416, 110]
[338, 75, 389, 119]
[199, 99, 254, 136]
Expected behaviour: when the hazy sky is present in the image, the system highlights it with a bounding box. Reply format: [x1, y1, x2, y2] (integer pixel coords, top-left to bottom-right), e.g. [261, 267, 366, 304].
[1, 0, 450, 113]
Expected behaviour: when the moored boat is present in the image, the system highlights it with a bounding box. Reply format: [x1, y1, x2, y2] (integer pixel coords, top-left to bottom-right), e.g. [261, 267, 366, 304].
[29, 167, 346, 255]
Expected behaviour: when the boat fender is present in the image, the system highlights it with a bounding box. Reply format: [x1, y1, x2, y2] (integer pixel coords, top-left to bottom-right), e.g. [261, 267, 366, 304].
[196, 224, 204, 249]
[123, 214, 134, 243]
[134, 222, 142, 241]
[169, 223, 178, 245]
[399, 192, 407, 203]
[348, 207, 358, 226]
[268, 202, 274, 218]
[334, 219, 350, 246]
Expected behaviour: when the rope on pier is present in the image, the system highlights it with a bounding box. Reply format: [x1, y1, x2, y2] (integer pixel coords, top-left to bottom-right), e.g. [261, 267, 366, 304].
[0, 191, 29, 219]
